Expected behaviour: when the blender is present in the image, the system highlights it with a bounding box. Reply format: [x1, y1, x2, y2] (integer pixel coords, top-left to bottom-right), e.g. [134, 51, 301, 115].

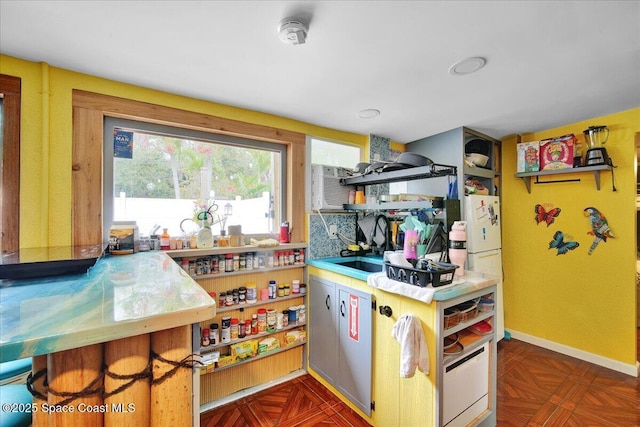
[583, 125, 609, 166]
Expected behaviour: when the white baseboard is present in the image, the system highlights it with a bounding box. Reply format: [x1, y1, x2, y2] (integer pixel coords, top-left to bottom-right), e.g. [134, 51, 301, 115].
[507, 330, 639, 378]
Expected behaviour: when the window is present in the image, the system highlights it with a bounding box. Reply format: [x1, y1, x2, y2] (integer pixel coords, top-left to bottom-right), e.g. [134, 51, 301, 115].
[309, 137, 361, 168]
[103, 117, 285, 240]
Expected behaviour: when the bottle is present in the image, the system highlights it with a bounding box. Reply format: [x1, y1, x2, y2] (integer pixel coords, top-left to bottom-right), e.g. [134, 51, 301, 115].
[230, 318, 239, 340]
[448, 221, 467, 277]
[196, 220, 214, 249]
[221, 316, 231, 343]
[251, 313, 258, 335]
[210, 323, 219, 345]
[201, 328, 210, 347]
[279, 221, 290, 243]
[238, 308, 246, 338]
[257, 309, 267, 333]
[217, 230, 229, 247]
[160, 228, 170, 250]
[298, 305, 306, 323]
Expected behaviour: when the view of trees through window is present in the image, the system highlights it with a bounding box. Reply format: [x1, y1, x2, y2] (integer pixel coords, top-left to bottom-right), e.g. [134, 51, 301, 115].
[114, 132, 273, 201]
[107, 122, 283, 239]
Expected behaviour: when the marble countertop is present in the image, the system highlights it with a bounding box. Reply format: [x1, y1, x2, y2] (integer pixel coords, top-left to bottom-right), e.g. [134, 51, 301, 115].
[307, 256, 497, 302]
[0, 252, 215, 362]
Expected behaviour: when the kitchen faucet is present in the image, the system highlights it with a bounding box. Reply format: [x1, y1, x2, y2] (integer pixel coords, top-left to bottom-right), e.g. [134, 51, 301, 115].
[372, 214, 393, 255]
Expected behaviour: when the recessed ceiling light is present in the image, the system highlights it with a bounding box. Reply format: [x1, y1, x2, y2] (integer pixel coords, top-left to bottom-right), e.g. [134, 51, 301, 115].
[358, 109, 380, 119]
[448, 57, 486, 76]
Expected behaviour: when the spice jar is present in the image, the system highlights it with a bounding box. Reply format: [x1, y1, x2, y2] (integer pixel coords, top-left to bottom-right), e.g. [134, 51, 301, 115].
[245, 319, 252, 336]
[251, 313, 258, 335]
[277, 284, 285, 298]
[298, 305, 306, 323]
[210, 323, 219, 345]
[300, 283, 307, 295]
[282, 310, 289, 327]
[257, 309, 267, 333]
[266, 309, 277, 333]
[221, 316, 231, 343]
[238, 287, 246, 304]
[230, 318, 239, 340]
[225, 253, 233, 272]
[201, 328, 210, 347]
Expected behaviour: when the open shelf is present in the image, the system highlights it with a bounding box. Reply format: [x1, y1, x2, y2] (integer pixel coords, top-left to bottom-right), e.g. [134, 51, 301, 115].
[340, 163, 457, 186]
[515, 164, 613, 193]
[201, 340, 306, 374]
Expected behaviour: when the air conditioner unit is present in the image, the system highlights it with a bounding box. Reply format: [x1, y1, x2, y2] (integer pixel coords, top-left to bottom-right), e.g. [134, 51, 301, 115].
[311, 164, 353, 211]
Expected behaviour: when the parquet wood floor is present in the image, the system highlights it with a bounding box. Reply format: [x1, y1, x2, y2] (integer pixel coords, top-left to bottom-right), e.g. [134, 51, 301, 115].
[201, 333, 640, 426]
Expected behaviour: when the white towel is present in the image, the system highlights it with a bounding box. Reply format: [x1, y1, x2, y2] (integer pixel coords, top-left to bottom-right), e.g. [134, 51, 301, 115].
[367, 272, 462, 304]
[391, 313, 430, 378]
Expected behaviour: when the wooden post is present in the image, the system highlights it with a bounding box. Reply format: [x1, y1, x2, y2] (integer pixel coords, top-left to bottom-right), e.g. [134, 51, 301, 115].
[104, 334, 151, 427]
[31, 355, 48, 427]
[47, 343, 104, 427]
[150, 325, 192, 427]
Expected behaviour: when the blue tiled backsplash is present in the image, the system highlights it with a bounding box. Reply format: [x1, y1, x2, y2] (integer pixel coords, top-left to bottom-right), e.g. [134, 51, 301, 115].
[308, 213, 356, 259]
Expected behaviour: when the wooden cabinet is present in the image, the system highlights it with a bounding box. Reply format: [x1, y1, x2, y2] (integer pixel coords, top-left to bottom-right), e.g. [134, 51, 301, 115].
[308, 275, 374, 416]
[167, 244, 307, 409]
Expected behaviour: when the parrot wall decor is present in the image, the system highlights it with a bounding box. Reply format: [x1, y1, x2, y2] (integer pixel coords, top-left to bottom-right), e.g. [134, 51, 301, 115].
[584, 207, 614, 255]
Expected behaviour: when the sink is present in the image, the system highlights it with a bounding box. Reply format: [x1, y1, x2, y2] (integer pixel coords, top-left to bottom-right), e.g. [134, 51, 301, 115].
[334, 260, 383, 273]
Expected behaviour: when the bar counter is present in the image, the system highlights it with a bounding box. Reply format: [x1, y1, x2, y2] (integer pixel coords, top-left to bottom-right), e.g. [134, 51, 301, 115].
[0, 251, 216, 427]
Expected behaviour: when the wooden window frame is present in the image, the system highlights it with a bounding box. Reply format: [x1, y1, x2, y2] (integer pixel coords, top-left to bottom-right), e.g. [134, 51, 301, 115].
[72, 90, 306, 246]
[1, 74, 21, 254]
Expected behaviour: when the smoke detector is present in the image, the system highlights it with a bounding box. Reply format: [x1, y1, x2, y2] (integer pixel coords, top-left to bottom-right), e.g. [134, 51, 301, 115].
[278, 18, 308, 45]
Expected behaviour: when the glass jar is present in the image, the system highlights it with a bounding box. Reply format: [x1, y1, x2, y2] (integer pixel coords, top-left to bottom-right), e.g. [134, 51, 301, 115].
[225, 253, 233, 272]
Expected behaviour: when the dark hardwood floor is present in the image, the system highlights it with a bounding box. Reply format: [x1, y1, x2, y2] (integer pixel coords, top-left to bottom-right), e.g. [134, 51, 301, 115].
[201, 334, 640, 426]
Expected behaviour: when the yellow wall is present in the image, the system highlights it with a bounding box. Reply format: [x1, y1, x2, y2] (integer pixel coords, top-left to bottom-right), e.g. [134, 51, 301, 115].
[502, 108, 640, 366]
[0, 54, 368, 247]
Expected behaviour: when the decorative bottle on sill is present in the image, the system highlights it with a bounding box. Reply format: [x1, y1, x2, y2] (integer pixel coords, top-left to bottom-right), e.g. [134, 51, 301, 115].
[196, 220, 214, 249]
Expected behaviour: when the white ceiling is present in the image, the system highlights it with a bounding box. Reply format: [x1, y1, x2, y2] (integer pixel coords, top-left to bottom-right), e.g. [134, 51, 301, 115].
[1, 1, 639, 143]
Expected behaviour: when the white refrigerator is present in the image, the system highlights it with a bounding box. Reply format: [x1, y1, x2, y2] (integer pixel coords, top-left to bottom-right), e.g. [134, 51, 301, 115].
[464, 195, 505, 341]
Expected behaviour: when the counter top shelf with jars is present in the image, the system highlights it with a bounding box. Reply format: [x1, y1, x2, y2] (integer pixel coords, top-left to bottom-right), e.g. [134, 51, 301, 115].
[167, 242, 307, 258]
[166, 244, 308, 409]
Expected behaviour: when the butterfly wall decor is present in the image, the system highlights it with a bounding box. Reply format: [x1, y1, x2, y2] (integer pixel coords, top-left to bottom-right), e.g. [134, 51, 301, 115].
[535, 204, 561, 227]
[548, 231, 579, 255]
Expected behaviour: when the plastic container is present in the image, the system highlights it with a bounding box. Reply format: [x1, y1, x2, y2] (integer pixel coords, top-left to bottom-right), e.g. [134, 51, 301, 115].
[443, 308, 460, 329]
[288, 306, 298, 324]
[478, 297, 495, 312]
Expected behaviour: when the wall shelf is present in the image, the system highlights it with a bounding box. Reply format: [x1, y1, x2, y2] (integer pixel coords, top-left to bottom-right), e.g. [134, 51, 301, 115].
[340, 163, 457, 186]
[515, 164, 613, 193]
